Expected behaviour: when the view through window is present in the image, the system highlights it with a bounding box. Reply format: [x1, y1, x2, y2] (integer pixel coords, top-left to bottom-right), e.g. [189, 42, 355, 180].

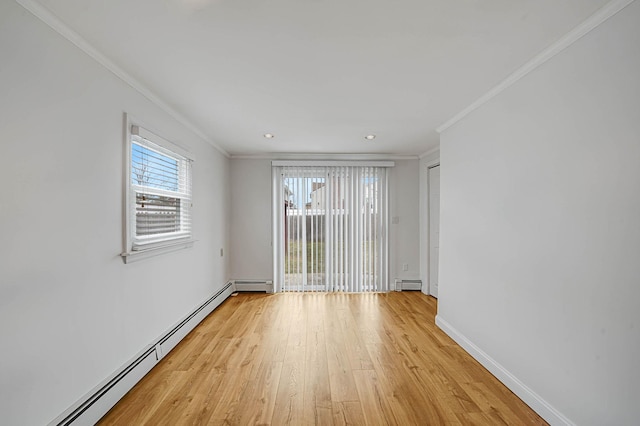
[277, 165, 390, 292]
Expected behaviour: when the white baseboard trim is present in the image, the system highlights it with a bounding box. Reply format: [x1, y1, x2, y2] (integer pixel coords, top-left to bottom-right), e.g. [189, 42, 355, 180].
[233, 279, 274, 293]
[394, 279, 422, 291]
[435, 315, 574, 426]
[48, 281, 235, 426]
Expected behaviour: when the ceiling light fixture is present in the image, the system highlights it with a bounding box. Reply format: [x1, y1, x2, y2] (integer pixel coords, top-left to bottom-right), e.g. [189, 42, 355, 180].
[264, 133, 274, 139]
[365, 134, 376, 140]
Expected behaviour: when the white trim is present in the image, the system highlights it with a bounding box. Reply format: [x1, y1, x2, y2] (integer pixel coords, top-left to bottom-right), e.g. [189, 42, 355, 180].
[272, 160, 395, 167]
[394, 279, 422, 291]
[232, 153, 417, 160]
[435, 315, 575, 426]
[272, 167, 283, 293]
[436, 0, 636, 133]
[15, 0, 229, 158]
[425, 163, 439, 297]
[123, 114, 133, 255]
[419, 153, 440, 297]
[233, 280, 274, 292]
[418, 146, 440, 159]
[121, 240, 195, 263]
[235, 283, 268, 292]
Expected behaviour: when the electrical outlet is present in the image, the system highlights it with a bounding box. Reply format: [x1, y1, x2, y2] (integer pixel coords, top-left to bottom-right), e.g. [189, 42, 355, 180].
[220, 248, 224, 257]
[402, 263, 409, 271]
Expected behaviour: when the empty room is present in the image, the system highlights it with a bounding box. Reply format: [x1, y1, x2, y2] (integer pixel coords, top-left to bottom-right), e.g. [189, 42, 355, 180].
[1, 0, 639, 425]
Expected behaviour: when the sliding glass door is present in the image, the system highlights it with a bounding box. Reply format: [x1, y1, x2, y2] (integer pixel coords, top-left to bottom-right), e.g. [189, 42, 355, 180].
[283, 168, 327, 291]
[273, 164, 390, 293]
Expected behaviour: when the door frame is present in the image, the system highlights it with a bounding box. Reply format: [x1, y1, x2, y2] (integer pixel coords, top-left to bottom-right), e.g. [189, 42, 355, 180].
[427, 162, 440, 297]
[420, 156, 440, 297]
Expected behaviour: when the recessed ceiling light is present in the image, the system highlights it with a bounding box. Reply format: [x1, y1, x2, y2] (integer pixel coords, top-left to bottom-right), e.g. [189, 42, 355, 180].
[264, 133, 274, 139]
[365, 134, 376, 140]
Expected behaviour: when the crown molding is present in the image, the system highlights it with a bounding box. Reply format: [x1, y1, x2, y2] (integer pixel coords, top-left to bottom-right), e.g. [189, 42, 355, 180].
[436, 0, 636, 134]
[272, 160, 395, 167]
[418, 146, 440, 159]
[15, 0, 230, 158]
[230, 152, 420, 160]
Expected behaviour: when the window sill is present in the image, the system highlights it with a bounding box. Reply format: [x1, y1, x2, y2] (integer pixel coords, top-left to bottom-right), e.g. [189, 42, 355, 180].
[121, 239, 195, 264]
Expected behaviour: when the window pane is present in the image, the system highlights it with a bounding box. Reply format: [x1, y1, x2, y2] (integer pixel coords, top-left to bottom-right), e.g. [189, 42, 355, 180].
[136, 192, 181, 236]
[132, 143, 179, 192]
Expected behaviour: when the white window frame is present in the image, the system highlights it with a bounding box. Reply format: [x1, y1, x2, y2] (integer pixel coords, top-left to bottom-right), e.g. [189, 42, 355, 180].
[121, 116, 195, 263]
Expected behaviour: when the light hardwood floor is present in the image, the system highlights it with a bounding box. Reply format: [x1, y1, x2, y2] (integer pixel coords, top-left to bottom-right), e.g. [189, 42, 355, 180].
[98, 292, 547, 425]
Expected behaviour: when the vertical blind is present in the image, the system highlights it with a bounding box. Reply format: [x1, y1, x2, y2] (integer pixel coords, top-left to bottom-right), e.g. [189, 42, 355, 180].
[273, 164, 390, 293]
[130, 126, 192, 250]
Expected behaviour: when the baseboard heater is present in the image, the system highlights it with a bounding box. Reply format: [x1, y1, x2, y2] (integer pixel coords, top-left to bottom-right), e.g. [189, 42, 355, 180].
[394, 279, 422, 291]
[233, 279, 273, 293]
[49, 281, 235, 426]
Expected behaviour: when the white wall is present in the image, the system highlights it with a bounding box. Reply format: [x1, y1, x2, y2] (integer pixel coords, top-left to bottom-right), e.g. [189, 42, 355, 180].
[0, 2, 230, 425]
[389, 160, 421, 282]
[229, 159, 421, 284]
[229, 159, 273, 280]
[438, 3, 640, 424]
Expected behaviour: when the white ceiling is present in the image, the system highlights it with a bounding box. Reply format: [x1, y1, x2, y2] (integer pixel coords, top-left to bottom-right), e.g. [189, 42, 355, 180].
[33, 0, 610, 156]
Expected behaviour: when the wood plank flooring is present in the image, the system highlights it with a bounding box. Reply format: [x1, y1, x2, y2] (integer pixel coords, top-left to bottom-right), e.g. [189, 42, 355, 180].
[98, 292, 547, 425]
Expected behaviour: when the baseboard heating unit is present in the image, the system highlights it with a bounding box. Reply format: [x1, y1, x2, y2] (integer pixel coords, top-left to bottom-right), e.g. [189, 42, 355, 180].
[48, 281, 235, 426]
[233, 279, 274, 293]
[394, 279, 422, 291]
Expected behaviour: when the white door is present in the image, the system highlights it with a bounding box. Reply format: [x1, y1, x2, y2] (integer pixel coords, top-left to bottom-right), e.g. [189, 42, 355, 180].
[428, 165, 440, 297]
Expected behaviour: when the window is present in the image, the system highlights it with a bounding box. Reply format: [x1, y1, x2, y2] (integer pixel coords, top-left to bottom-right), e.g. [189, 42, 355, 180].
[272, 161, 392, 292]
[122, 123, 193, 262]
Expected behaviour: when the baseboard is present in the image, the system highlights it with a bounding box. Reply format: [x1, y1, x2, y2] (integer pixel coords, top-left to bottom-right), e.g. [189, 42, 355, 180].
[233, 279, 273, 293]
[394, 279, 422, 291]
[49, 281, 235, 426]
[435, 315, 574, 426]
